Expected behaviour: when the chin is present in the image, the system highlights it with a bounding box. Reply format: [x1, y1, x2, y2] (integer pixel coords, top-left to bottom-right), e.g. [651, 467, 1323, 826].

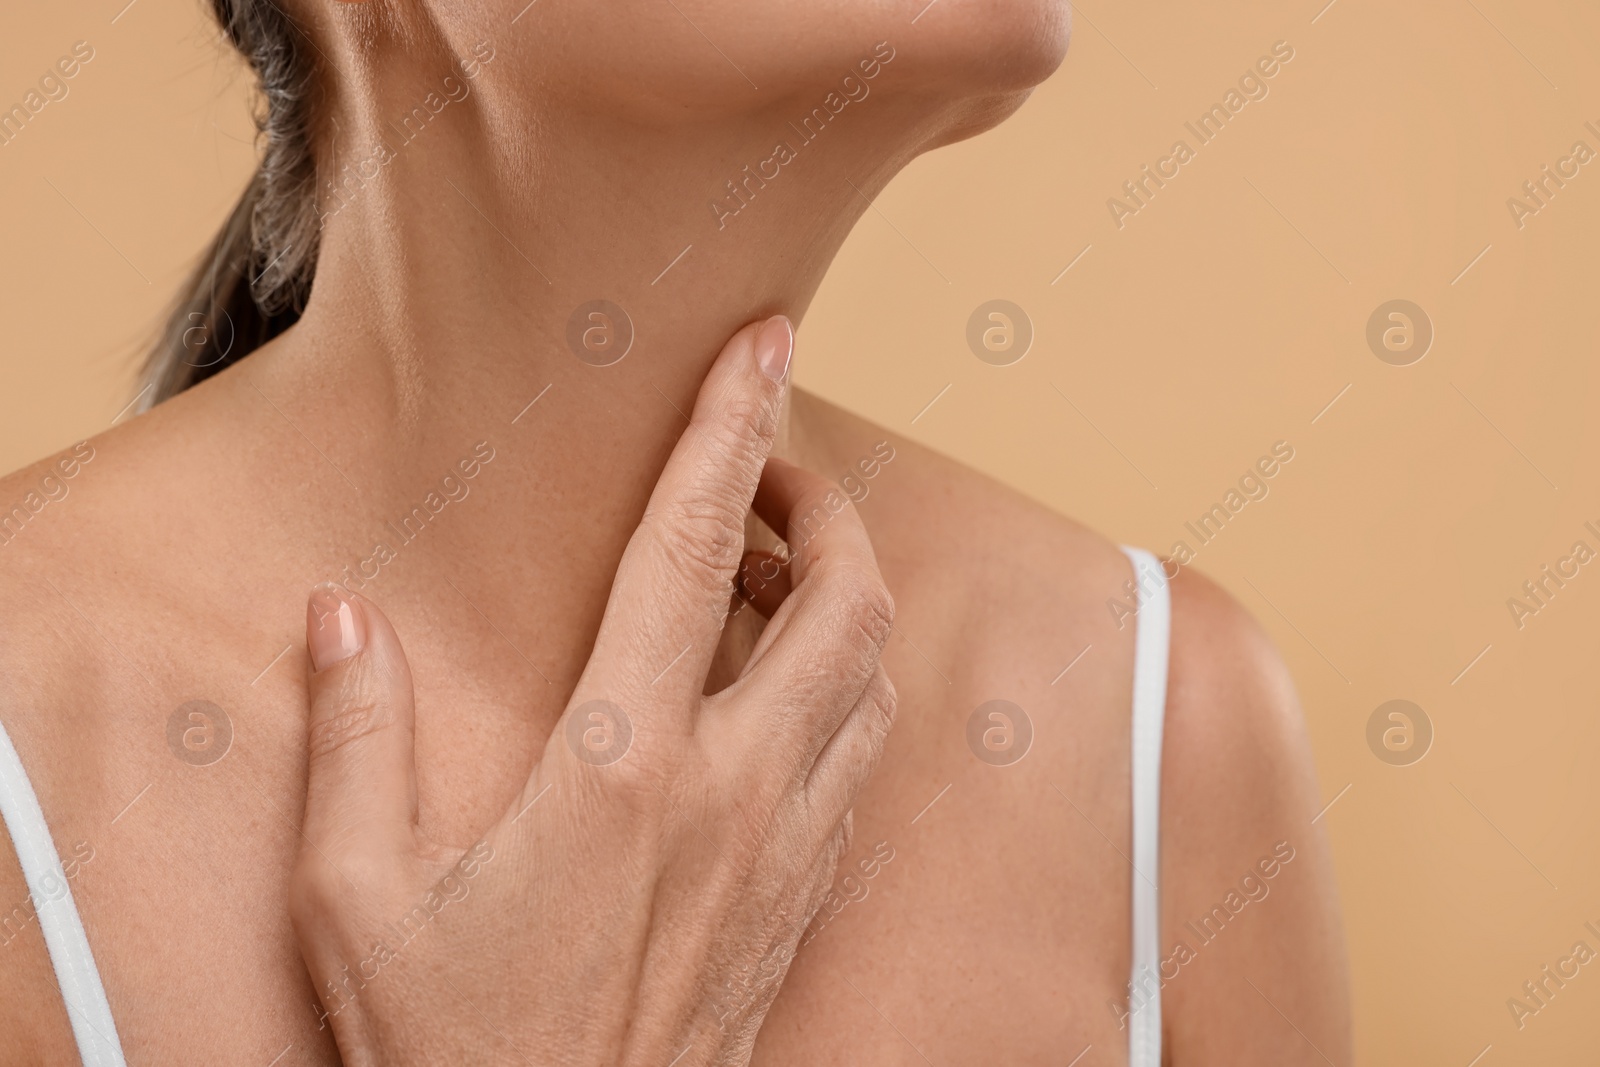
[899, 0, 1073, 95]
[520, 0, 1071, 125]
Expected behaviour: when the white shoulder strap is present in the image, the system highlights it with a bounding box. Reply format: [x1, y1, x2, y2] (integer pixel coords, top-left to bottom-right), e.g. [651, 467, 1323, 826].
[0, 719, 126, 1066]
[1120, 546, 1170, 1067]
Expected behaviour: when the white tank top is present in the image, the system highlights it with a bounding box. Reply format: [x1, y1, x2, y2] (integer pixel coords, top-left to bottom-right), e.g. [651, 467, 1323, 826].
[0, 722, 125, 1065]
[1122, 545, 1171, 1067]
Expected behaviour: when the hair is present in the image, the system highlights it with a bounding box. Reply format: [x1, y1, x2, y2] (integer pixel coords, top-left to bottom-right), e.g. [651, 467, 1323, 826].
[139, 0, 321, 407]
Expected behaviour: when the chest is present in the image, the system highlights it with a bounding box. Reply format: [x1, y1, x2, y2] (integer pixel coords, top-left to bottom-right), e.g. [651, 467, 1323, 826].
[5, 604, 1140, 1066]
[746, 706, 1139, 1067]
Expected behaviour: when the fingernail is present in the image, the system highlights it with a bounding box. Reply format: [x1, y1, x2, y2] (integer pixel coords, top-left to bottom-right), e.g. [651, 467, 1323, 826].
[754, 315, 794, 381]
[307, 583, 366, 672]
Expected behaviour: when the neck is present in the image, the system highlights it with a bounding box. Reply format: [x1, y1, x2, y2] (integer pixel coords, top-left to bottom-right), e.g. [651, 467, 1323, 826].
[238, 32, 929, 688]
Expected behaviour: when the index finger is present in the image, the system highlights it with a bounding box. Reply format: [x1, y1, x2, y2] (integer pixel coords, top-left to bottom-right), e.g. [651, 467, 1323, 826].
[572, 315, 794, 722]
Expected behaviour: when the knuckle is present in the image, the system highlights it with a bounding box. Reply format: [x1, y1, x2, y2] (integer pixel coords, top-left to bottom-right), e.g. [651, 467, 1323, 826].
[646, 491, 747, 587]
[867, 672, 898, 734]
[706, 394, 776, 456]
[569, 729, 680, 821]
[786, 498, 836, 548]
[835, 809, 855, 859]
[290, 843, 390, 914]
[306, 689, 394, 764]
[596, 749, 669, 802]
[832, 567, 895, 654]
[804, 812, 850, 895]
[287, 859, 345, 932]
[288, 847, 399, 953]
[841, 714, 888, 783]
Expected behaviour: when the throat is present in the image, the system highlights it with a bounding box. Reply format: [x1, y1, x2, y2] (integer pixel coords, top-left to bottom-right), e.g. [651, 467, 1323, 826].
[212, 80, 900, 705]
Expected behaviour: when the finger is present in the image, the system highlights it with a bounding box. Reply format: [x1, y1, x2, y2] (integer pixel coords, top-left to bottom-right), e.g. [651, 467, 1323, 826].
[795, 813, 854, 950]
[707, 460, 894, 768]
[733, 549, 791, 619]
[749, 457, 872, 587]
[299, 585, 420, 871]
[577, 315, 794, 720]
[804, 665, 897, 831]
[831, 807, 855, 867]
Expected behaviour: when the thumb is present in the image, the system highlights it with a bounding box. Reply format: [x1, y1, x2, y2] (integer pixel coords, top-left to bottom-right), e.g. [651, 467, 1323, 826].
[301, 584, 420, 872]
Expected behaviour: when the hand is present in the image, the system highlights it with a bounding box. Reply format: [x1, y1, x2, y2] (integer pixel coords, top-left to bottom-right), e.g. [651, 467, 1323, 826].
[288, 316, 898, 1066]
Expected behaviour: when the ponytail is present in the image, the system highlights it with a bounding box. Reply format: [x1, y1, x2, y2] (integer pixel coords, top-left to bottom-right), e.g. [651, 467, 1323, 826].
[138, 0, 321, 408]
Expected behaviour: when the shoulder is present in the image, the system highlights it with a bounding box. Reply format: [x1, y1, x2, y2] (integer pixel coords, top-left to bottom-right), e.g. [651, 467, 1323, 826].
[789, 391, 1329, 795]
[0, 395, 217, 792]
[1157, 567, 1333, 929]
[791, 390, 1350, 1052]
[0, 440, 111, 702]
[1158, 567, 1353, 1058]
[0, 439, 104, 553]
[0, 378, 221, 629]
[1163, 566, 1314, 828]
[0, 443, 127, 1066]
[787, 389, 1133, 664]
[0, 421, 145, 653]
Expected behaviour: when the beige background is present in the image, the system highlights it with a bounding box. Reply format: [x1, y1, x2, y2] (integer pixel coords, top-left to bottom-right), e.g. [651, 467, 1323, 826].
[4, 1, 1600, 1063]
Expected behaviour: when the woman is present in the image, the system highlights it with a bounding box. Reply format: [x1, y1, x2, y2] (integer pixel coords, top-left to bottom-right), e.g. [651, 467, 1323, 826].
[0, 0, 1351, 1063]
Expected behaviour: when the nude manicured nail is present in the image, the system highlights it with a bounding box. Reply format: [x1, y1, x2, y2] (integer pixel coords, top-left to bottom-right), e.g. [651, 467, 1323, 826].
[307, 583, 366, 671]
[754, 315, 794, 381]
